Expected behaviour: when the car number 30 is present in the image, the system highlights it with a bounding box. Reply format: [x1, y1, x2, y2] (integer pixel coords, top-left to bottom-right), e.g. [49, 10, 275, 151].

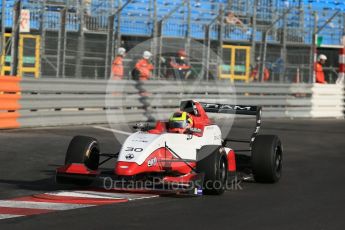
[125, 147, 143, 152]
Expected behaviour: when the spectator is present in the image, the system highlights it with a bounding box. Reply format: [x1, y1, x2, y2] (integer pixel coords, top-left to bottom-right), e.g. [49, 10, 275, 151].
[84, 0, 91, 15]
[111, 47, 126, 80]
[250, 57, 270, 81]
[82, 0, 92, 31]
[315, 54, 327, 84]
[133, 51, 154, 81]
[224, 12, 247, 32]
[169, 49, 192, 80]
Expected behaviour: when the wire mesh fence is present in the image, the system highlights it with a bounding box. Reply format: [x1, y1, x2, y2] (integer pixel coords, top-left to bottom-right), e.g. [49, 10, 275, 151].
[0, 0, 344, 83]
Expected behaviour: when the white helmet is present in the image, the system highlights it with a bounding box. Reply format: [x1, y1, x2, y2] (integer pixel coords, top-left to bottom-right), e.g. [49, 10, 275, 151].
[143, 51, 152, 59]
[118, 47, 126, 56]
[318, 54, 327, 61]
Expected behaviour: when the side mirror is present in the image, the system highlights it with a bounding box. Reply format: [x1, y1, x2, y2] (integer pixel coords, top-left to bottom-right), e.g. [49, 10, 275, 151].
[133, 122, 156, 131]
[133, 123, 150, 131]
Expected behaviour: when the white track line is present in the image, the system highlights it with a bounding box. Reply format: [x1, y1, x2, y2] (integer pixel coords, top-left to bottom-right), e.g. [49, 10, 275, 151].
[44, 191, 124, 200]
[126, 195, 159, 201]
[0, 200, 93, 211]
[0, 214, 24, 220]
[93, 126, 132, 136]
[45, 190, 158, 201]
[73, 191, 158, 200]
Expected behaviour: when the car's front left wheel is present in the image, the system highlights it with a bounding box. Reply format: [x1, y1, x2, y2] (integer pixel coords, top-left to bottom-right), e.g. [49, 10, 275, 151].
[65, 135, 100, 170]
[56, 136, 100, 186]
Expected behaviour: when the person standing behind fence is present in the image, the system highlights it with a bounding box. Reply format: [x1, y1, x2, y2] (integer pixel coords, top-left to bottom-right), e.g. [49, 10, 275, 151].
[250, 57, 270, 81]
[111, 47, 126, 80]
[169, 49, 192, 80]
[315, 54, 327, 84]
[133, 51, 154, 81]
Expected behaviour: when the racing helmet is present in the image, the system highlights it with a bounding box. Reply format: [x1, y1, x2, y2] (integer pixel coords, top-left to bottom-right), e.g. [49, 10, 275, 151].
[168, 111, 193, 134]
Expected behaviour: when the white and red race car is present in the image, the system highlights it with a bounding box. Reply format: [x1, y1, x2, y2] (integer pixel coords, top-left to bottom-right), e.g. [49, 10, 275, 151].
[56, 100, 283, 195]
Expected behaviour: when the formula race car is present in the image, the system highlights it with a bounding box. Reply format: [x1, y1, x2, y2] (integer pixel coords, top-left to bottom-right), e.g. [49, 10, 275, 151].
[56, 100, 283, 195]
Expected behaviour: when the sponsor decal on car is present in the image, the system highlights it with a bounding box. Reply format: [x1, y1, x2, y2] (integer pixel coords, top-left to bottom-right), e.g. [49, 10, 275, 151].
[148, 157, 157, 167]
[125, 147, 143, 152]
[201, 103, 253, 111]
[131, 140, 148, 143]
[125, 153, 135, 160]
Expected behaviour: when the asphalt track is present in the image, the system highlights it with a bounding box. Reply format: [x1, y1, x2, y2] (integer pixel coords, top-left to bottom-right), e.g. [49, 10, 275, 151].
[0, 118, 345, 229]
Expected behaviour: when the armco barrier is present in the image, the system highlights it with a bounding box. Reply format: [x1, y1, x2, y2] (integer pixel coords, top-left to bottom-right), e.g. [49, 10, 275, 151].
[138, 81, 344, 118]
[18, 78, 141, 127]
[0, 77, 344, 129]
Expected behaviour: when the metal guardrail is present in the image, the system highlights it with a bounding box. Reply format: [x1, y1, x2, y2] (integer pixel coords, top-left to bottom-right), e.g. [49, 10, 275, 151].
[0, 77, 344, 129]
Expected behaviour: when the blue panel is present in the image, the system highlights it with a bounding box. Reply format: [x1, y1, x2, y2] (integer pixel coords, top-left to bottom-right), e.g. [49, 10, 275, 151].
[0, 0, 344, 45]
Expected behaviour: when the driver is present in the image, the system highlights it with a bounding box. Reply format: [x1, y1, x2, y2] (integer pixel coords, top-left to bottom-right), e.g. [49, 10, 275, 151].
[168, 111, 193, 134]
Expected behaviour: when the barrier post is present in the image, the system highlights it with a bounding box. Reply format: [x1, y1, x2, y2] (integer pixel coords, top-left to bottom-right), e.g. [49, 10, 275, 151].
[35, 35, 41, 78]
[17, 35, 23, 76]
[39, 1, 46, 77]
[217, 5, 224, 80]
[105, 14, 115, 79]
[0, 0, 6, 61]
[75, 0, 85, 78]
[56, 7, 67, 78]
[250, 0, 258, 67]
[10, 1, 21, 76]
[185, 0, 191, 58]
[338, 48, 345, 84]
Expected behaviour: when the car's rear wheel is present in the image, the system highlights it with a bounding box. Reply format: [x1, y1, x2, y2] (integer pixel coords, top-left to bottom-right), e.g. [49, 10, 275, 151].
[65, 135, 100, 170]
[197, 145, 228, 195]
[252, 135, 283, 183]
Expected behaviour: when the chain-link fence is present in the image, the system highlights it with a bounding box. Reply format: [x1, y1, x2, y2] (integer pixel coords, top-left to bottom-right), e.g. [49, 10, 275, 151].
[0, 0, 344, 83]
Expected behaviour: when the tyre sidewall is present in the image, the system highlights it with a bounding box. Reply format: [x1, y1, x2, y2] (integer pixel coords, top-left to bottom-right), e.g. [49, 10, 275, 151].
[65, 135, 100, 170]
[252, 135, 282, 183]
[197, 146, 228, 195]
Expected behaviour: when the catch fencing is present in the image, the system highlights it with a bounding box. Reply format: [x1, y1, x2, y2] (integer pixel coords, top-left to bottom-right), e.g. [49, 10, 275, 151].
[1, 1, 345, 83]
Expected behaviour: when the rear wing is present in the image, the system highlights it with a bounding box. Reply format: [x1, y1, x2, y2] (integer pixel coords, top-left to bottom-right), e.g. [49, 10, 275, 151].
[199, 102, 261, 116]
[199, 102, 262, 148]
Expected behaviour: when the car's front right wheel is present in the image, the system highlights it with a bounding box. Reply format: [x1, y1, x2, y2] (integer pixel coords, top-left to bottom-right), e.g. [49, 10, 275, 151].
[197, 145, 228, 195]
[252, 135, 283, 183]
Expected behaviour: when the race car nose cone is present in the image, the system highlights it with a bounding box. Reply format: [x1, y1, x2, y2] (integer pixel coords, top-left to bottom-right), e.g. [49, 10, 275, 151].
[115, 161, 140, 176]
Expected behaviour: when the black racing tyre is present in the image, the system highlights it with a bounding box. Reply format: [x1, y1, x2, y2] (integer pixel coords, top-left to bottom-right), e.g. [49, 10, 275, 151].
[252, 135, 283, 183]
[65, 135, 100, 171]
[196, 145, 228, 195]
